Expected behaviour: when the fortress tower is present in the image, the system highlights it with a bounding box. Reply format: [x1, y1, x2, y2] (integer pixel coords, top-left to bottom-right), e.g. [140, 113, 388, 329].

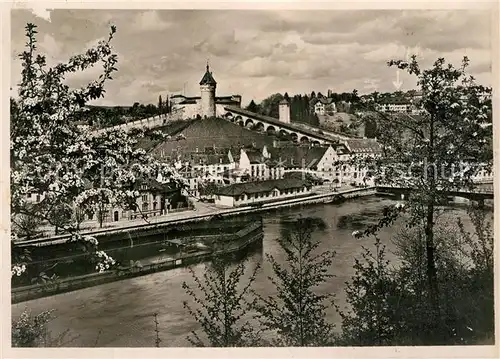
[199, 63, 217, 118]
[279, 98, 291, 124]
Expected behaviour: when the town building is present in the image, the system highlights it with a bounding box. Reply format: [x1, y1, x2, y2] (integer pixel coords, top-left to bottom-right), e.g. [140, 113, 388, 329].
[376, 98, 412, 113]
[310, 97, 337, 115]
[214, 179, 312, 208]
[20, 178, 189, 236]
[340, 139, 383, 185]
[169, 64, 242, 119]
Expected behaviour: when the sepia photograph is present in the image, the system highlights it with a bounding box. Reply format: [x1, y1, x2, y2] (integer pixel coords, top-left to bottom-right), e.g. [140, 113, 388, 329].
[6, 3, 497, 353]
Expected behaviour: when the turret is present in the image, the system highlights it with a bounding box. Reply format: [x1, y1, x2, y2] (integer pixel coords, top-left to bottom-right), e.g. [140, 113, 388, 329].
[199, 63, 217, 118]
[279, 98, 291, 124]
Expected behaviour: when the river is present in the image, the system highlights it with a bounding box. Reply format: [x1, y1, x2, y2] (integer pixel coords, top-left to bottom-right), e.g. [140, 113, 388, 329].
[11, 196, 479, 347]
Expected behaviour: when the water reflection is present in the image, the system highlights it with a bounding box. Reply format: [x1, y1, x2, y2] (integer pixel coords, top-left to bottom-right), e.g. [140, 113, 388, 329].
[12, 196, 479, 347]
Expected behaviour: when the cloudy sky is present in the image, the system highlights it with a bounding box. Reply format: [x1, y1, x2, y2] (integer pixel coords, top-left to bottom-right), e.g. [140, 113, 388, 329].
[11, 8, 492, 106]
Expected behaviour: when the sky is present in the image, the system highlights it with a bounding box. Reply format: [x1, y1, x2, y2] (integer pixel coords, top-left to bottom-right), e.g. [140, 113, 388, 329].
[10, 8, 493, 107]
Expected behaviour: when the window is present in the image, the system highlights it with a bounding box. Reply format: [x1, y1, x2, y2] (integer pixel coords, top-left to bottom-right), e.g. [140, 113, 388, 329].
[27, 193, 32, 199]
[142, 195, 148, 202]
[153, 202, 157, 210]
[142, 202, 148, 211]
[36, 194, 40, 202]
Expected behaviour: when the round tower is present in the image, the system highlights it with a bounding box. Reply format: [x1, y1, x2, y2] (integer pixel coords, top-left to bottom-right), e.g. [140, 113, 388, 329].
[199, 63, 217, 118]
[279, 98, 291, 124]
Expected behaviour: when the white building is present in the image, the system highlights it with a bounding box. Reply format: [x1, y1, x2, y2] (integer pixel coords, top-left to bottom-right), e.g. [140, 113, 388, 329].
[310, 97, 337, 115]
[169, 64, 242, 119]
[376, 98, 412, 113]
[214, 179, 312, 208]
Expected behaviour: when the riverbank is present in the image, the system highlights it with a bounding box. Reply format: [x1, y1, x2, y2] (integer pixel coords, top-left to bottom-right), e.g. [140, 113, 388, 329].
[12, 221, 264, 303]
[15, 186, 376, 248]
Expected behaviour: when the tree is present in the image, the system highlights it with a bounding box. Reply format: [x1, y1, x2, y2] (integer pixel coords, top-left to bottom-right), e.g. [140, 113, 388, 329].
[198, 181, 221, 197]
[10, 23, 176, 277]
[383, 56, 492, 329]
[11, 203, 43, 240]
[245, 100, 259, 113]
[338, 237, 401, 345]
[342, 56, 492, 340]
[182, 254, 261, 347]
[251, 217, 336, 346]
[158, 95, 163, 115]
[258, 93, 283, 118]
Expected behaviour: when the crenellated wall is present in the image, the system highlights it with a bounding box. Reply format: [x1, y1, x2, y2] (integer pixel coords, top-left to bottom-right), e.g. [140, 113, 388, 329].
[95, 111, 185, 134]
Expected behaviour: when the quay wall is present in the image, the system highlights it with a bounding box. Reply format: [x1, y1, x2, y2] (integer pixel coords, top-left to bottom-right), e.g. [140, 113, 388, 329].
[15, 187, 377, 248]
[12, 223, 264, 303]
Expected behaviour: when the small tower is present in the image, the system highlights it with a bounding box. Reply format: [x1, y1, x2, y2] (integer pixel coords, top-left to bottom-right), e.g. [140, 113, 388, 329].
[199, 62, 217, 118]
[279, 98, 291, 124]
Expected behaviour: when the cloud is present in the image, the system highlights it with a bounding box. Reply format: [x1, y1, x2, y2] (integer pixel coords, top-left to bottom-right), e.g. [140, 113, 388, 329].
[29, 7, 52, 22]
[38, 33, 61, 59]
[132, 11, 172, 32]
[10, 9, 493, 106]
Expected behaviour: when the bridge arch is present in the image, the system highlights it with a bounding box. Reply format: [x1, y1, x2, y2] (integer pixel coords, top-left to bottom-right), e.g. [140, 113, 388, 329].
[245, 118, 254, 128]
[290, 132, 298, 142]
[278, 129, 289, 138]
[266, 125, 277, 135]
[300, 136, 309, 144]
[225, 112, 235, 121]
[254, 122, 265, 132]
[235, 116, 244, 126]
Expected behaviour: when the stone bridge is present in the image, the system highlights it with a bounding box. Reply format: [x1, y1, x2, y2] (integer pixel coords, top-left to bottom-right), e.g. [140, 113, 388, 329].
[222, 105, 349, 145]
[376, 185, 494, 201]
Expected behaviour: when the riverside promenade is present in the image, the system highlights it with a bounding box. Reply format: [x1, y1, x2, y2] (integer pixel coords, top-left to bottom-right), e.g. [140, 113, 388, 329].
[16, 184, 373, 247]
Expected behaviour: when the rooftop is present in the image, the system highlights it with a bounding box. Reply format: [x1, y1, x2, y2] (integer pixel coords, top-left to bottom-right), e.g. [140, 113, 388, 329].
[148, 117, 277, 157]
[268, 146, 330, 169]
[199, 64, 217, 86]
[345, 139, 383, 154]
[215, 178, 311, 197]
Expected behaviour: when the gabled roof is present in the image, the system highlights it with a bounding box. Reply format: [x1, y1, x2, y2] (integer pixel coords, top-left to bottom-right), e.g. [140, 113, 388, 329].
[310, 97, 335, 106]
[345, 139, 382, 154]
[244, 149, 266, 164]
[199, 64, 217, 86]
[215, 178, 311, 197]
[268, 146, 330, 169]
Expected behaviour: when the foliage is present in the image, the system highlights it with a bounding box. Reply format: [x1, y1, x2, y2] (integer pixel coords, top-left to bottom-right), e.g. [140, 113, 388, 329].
[12, 308, 79, 347]
[257, 93, 284, 118]
[341, 205, 495, 345]
[182, 255, 261, 347]
[12, 309, 54, 347]
[338, 237, 401, 345]
[10, 23, 177, 276]
[11, 203, 43, 240]
[245, 100, 260, 113]
[251, 217, 336, 346]
[198, 181, 221, 197]
[342, 56, 492, 326]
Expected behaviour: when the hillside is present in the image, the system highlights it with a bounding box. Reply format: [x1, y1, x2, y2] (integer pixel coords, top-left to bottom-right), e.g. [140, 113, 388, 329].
[147, 117, 280, 155]
[136, 119, 196, 151]
[318, 112, 365, 137]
